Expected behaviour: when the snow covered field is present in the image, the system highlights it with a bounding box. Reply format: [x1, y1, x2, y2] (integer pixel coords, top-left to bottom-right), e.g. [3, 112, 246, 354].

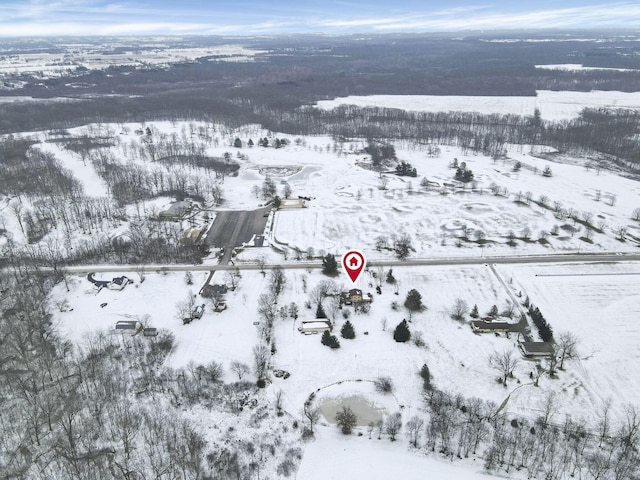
[48, 258, 640, 478]
[298, 430, 494, 480]
[315, 90, 640, 121]
[12, 119, 639, 264]
[535, 64, 640, 73]
[8, 111, 640, 478]
[0, 43, 265, 78]
[497, 261, 640, 421]
[51, 259, 638, 427]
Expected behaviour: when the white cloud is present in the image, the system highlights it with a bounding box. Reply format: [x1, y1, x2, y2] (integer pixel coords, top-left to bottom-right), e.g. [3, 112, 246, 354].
[0, 1, 638, 35]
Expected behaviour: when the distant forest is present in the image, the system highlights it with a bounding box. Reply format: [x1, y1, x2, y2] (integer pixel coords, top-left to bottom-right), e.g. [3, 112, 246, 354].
[1, 31, 640, 170]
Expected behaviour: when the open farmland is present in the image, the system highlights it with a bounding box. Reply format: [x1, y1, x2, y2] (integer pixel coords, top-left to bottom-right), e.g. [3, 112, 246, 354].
[497, 262, 640, 420]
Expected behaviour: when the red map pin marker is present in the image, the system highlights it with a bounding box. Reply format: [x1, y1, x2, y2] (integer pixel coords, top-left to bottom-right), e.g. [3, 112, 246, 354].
[342, 250, 366, 284]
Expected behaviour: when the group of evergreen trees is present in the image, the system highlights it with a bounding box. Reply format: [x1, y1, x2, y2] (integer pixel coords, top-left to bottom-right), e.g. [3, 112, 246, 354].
[529, 304, 554, 342]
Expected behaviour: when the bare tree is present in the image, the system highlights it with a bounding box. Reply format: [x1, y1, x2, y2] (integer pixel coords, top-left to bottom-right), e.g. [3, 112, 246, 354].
[224, 268, 241, 290]
[615, 226, 628, 241]
[378, 175, 389, 190]
[208, 291, 225, 312]
[556, 332, 578, 370]
[54, 298, 70, 312]
[537, 392, 557, 428]
[538, 194, 549, 207]
[406, 416, 424, 447]
[257, 294, 277, 324]
[252, 344, 270, 382]
[632, 207, 640, 222]
[269, 265, 286, 300]
[384, 412, 402, 441]
[501, 300, 516, 319]
[230, 361, 250, 380]
[450, 298, 469, 320]
[176, 290, 197, 321]
[619, 404, 640, 455]
[136, 264, 146, 283]
[489, 349, 519, 385]
[309, 280, 337, 308]
[597, 398, 613, 446]
[303, 403, 321, 434]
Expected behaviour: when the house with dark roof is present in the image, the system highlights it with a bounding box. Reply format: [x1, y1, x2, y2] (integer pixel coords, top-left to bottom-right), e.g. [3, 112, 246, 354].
[340, 288, 363, 305]
[108, 276, 131, 290]
[519, 341, 554, 357]
[88, 273, 131, 291]
[201, 284, 228, 298]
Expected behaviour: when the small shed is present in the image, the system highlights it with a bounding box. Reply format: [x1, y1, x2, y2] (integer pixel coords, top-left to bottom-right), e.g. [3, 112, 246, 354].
[143, 327, 158, 337]
[113, 320, 141, 334]
[159, 201, 191, 220]
[519, 341, 554, 357]
[298, 320, 332, 334]
[279, 198, 306, 209]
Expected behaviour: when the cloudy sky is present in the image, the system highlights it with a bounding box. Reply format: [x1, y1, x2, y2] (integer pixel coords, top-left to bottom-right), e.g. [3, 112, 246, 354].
[1, 0, 639, 36]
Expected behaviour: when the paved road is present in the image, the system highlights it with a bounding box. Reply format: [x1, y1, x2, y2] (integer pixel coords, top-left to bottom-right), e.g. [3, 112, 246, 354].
[205, 206, 271, 263]
[59, 252, 640, 274]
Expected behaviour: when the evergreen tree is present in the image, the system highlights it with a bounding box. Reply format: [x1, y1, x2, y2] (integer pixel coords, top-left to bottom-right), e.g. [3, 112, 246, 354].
[322, 253, 338, 276]
[385, 269, 396, 284]
[321, 330, 340, 349]
[341, 320, 355, 339]
[470, 304, 479, 318]
[335, 406, 357, 434]
[316, 302, 327, 319]
[233, 137, 242, 148]
[488, 304, 499, 318]
[404, 289, 424, 320]
[393, 319, 411, 343]
[420, 363, 432, 390]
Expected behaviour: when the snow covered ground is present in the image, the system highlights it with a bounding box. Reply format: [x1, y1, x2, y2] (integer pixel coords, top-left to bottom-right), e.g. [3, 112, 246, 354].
[51, 259, 638, 428]
[535, 64, 640, 73]
[297, 428, 495, 480]
[497, 261, 640, 421]
[315, 90, 640, 121]
[0, 43, 266, 78]
[13, 120, 639, 263]
[14, 112, 640, 478]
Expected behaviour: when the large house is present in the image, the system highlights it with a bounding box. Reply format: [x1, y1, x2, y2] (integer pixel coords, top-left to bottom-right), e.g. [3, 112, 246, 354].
[340, 289, 372, 306]
[88, 273, 131, 292]
[470, 320, 514, 334]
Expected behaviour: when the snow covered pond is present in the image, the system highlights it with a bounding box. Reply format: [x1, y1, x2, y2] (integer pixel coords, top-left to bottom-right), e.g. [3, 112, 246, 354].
[319, 394, 387, 426]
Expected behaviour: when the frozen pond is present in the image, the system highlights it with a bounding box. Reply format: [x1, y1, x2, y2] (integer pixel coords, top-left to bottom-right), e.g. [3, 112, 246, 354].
[318, 394, 387, 426]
